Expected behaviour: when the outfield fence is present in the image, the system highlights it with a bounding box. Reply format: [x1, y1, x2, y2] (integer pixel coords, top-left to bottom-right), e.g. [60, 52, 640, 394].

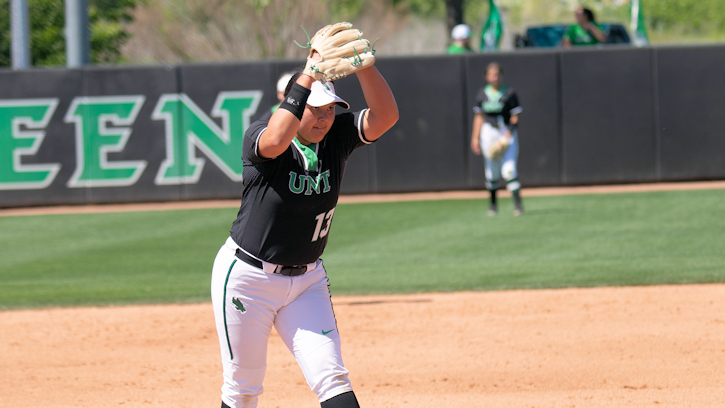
[1, 44, 723, 208]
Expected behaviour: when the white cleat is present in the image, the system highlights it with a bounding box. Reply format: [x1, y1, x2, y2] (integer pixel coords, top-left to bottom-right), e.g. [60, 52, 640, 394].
[487, 204, 498, 216]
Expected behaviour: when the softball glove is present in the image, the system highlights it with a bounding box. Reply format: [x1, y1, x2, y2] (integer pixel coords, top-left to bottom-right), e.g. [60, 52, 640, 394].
[302, 22, 376, 82]
[487, 138, 511, 161]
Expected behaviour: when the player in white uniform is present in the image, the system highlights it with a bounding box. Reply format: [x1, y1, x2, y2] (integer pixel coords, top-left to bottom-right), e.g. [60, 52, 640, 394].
[470, 62, 524, 216]
[210, 40, 398, 408]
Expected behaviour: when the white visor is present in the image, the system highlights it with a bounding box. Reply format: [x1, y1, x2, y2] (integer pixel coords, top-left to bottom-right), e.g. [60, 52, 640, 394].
[307, 81, 350, 110]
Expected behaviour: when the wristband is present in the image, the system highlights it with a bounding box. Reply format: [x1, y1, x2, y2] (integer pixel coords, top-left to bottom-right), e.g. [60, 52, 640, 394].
[278, 83, 311, 121]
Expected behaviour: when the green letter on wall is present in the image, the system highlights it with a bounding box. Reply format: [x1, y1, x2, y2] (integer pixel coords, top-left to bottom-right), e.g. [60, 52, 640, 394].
[152, 91, 262, 185]
[0, 99, 60, 190]
[64, 96, 147, 187]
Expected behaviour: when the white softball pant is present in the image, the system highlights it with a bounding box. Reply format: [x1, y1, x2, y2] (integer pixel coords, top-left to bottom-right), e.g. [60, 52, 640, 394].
[480, 122, 520, 191]
[211, 237, 353, 408]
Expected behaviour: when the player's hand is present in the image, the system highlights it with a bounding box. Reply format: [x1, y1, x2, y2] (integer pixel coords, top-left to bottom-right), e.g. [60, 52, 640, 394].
[299, 51, 323, 80]
[487, 138, 510, 160]
[471, 139, 482, 155]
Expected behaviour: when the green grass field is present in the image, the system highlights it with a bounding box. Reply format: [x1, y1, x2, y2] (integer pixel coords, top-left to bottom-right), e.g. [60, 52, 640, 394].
[1, 189, 724, 310]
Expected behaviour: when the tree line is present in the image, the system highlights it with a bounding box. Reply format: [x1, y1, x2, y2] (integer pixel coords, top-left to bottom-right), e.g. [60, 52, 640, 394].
[1, 0, 723, 67]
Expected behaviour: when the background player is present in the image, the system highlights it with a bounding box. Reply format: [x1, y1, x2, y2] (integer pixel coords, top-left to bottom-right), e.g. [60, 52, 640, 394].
[211, 23, 398, 408]
[272, 72, 293, 114]
[259, 72, 294, 122]
[470, 62, 524, 216]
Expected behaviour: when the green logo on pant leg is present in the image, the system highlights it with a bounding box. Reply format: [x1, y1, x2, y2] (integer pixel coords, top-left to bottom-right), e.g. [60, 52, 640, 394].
[232, 297, 246, 313]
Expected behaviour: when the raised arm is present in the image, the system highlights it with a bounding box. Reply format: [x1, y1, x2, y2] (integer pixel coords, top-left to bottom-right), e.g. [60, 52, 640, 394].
[356, 66, 399, 142]
[582, 21, 607, 43]
[257, 73, 316, 159]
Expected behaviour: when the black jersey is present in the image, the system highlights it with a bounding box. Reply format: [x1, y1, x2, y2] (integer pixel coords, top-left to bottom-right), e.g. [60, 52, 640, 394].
[472, 85, 523, 129]
[230, 109, 370, 265]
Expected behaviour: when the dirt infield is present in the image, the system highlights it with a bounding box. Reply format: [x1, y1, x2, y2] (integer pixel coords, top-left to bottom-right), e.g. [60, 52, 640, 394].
[2, 286, 724, 407]
[2, 181, 725, 407]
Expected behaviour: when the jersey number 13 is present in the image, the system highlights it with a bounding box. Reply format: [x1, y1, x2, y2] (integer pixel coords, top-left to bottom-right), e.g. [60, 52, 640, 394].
[312, 208, 336, 242]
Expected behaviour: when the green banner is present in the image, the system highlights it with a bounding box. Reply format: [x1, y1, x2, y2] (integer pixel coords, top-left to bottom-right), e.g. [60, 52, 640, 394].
[630, 0, 649, 47]
[481, 0, 503, 52]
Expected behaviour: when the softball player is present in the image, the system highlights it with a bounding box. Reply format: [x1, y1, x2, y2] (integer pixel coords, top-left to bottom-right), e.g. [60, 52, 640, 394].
[211, 49, 398, 407]
[259, 72, 294, 123]
[470, 62, 524, 216]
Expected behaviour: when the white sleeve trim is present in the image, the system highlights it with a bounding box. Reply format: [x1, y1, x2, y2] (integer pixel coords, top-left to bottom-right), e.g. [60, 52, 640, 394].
[510, 107, 523, 115]
[357, 108, 372, 144]
[255, 127, 278, 159]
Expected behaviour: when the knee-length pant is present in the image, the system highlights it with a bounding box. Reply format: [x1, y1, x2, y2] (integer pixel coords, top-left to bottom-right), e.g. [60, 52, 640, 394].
[480, 122, 520, 191]
[211, 237, 353, 408]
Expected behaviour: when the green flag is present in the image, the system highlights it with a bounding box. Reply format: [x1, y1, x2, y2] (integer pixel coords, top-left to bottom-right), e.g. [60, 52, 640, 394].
[481, 0, 503, 52]
[630, 0, 649, 46]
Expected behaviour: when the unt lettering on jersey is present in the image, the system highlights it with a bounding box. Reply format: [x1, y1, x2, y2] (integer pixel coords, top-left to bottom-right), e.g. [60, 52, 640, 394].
[288, 170, 331, 195]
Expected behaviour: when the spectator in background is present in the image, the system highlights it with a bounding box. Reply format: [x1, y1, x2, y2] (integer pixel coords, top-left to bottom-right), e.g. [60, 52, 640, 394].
[447, 24, 474, 54]
[562, 7, 606, 47]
